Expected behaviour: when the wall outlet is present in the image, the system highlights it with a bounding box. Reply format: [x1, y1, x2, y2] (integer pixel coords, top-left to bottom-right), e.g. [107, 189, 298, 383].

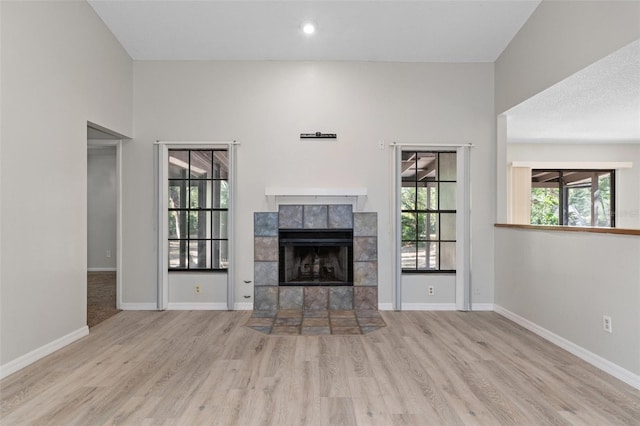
[428, 286, 435, 296]
[378, 141, 385, 150]
[106, 249, 111, 258]
[603, 315, 612, 333]
[195, 285, 201, 294]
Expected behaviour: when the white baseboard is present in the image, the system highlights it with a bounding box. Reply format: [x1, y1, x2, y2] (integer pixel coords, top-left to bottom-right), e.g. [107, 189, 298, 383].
[234, 302, 253, 310]
[120, 303, 157, 310]
[378, 303, 394, 311]
[0, 326, 89, 380]
[402, 303, 457, 311]
[494, 305, 640, 391]
[471, 303, 494, 311]
[167, 303, 228, 310]
[87, 267, 117, 272]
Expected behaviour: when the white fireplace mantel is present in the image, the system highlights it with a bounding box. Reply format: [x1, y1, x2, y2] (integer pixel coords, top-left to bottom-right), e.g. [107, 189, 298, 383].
[265, 187, 368, 211]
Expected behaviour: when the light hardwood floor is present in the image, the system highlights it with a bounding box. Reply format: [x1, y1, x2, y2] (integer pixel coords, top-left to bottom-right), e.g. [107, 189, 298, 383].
[1, 310, 638, 425]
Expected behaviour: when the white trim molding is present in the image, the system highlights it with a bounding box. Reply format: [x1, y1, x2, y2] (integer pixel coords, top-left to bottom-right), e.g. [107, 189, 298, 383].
[167, 303, 228, 310]
[234, 302, 253, 310]
[265, 187, 367, 211]
[402, 302, 457, 311]
[400, 303, 493, 311]
[511, 161, 632, 169]
[378, 303, 394, 311]
[120, 303, 158, 310]
[402, 303, 457, 311]
[0, 326, 89, 380]
[495, 305, 640, 391]
[471, 303, 495, 311]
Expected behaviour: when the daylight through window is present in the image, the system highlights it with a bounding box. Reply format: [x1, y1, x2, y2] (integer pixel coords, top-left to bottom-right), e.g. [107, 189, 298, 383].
[168, 149, 229, 270]
[530, 169, 615, 227]
[401, 151, 456, 272]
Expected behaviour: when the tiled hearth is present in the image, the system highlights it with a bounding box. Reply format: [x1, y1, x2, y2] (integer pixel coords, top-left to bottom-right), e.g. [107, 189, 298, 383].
[248, 204, 385, 335]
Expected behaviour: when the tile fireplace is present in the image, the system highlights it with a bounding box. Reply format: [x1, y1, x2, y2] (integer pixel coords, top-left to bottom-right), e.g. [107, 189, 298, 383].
[253, 204, 378, 312]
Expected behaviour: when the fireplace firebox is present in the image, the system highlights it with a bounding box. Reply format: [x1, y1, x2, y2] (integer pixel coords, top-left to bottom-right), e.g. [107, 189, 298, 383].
[279, 229, 353, 286]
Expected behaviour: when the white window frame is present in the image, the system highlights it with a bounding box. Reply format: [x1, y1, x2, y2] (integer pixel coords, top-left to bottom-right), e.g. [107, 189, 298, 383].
[392, 143, 472, 311]
[155, 141, 237, 310]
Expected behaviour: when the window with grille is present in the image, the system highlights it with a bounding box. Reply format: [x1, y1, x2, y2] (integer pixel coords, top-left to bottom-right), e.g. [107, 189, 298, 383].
[168, 149, 229, 270]
[401, 151, 456, 272]
[530, 169, 615, 227]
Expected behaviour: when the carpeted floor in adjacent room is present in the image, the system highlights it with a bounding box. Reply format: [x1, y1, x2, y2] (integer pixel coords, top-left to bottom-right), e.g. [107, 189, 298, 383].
[87, 271, 121, 328]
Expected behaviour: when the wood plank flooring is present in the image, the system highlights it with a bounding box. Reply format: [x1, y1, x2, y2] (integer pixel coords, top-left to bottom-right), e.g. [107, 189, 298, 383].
[1, 310, 638, 425]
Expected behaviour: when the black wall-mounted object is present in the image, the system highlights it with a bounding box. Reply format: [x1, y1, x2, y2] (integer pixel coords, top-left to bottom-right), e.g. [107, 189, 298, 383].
[300, 132, 337, 139]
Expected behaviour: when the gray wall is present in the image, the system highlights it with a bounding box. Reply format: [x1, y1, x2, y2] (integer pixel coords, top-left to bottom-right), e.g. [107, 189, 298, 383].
[495, 1, 640, 379]
[495, 227, 640, 375]
[87, 146, 117, 270]
[1, 1, 132, 368]
[124, 61, 496, 307]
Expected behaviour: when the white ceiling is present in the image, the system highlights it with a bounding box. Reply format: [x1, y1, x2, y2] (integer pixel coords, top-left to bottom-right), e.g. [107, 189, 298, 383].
[88, 0, 540, 62]
[88, 1, 638, 144]
[507, 38, 640, 144]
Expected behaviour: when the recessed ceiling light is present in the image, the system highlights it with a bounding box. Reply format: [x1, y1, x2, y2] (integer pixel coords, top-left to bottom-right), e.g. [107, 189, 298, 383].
[302, 22, 316, 35]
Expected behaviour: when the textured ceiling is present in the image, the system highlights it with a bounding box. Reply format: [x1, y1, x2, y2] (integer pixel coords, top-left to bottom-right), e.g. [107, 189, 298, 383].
[88, 0, 540, 62]
[507, 39, 640, 144]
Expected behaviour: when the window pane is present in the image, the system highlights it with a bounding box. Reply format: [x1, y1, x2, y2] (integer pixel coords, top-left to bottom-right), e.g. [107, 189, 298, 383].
[169, 240, 187, 268]
[439, 153, 456, 181]
[417, 213, 427, 240]
[401, 242, 417, 269]
[189, 240, 211, 269]
[596, 173, 611, 226]
[214, 240, 229, 269]
[213, 151, 229, 179]
[425, 213, 438, 240]
[190, 151, 212, 178]
[169, 150, 189, 179]
[427, 182, 438, 210]
[530, 187, 559, 225]
[168, 211, 186, 239]
[401, 186, 416, 210]
[416, 186, 428, 210]
[427, 242, 438, 270]
[416, 152, 437, 180]
[567, 187, 591, 226]
[214, 180, 229, 208]
[402, 151, 416, 166]
[417, 241, 428, 269]
[189, 211, 212, 239]
[213, 211, 228, 239]
[190, 180, 212, 209]
[169, 180, 187, 209]
[401, 212, 417, 242]
[440, 242, 456, 270]
[439, 182, 456, 210]
[440, 213, 456, 241]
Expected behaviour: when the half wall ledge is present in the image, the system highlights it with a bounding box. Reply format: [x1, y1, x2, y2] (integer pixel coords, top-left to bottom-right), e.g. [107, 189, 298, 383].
[495, 223, 640, 237]
[265, 187, 368, 211]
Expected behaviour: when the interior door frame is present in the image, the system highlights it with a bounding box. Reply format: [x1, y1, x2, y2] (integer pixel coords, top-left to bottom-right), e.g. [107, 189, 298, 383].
[86, 137, 123, 310]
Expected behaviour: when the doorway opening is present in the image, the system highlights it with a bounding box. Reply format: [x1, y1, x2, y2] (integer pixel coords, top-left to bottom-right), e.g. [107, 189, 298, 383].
[87, 124, 123, 327]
